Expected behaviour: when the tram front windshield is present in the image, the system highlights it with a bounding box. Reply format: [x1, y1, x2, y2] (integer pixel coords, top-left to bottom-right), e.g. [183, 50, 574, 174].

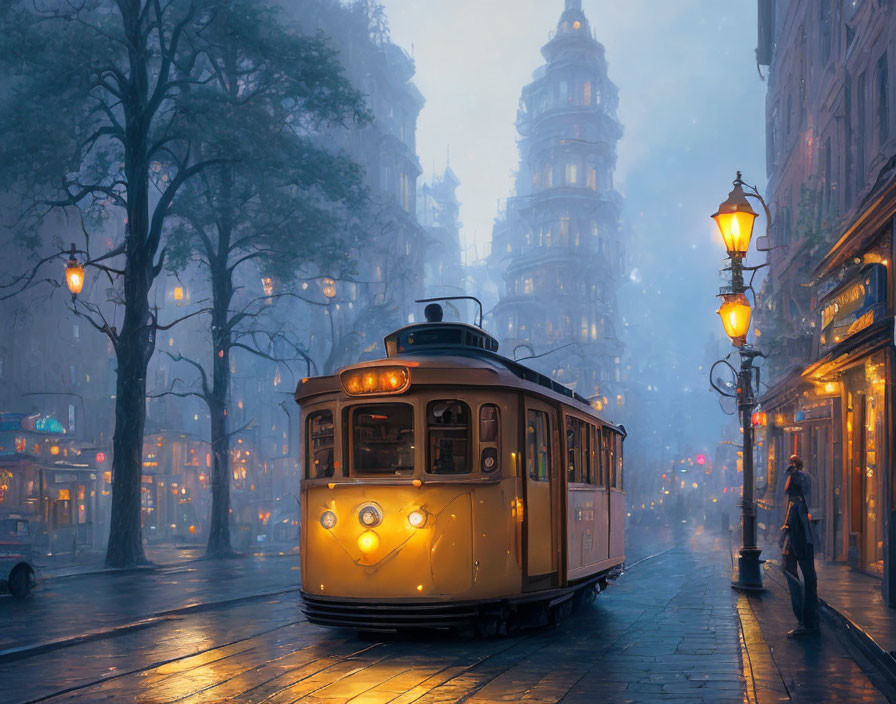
[352, 403, 414, 476]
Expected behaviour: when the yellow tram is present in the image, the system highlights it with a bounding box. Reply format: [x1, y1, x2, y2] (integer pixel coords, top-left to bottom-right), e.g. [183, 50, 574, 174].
[296, 303, 626, 631]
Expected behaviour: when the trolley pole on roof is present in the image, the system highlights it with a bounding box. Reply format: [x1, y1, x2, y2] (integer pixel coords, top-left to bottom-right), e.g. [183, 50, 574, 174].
[709, 172, 768, 593]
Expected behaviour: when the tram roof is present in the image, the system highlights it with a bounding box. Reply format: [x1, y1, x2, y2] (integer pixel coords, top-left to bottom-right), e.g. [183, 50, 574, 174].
[295, 322, 623, 433]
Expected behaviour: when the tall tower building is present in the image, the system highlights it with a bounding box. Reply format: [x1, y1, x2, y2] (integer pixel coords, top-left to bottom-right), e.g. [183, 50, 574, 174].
[419, 164, 467, 319]
[489, 0, 625, 409]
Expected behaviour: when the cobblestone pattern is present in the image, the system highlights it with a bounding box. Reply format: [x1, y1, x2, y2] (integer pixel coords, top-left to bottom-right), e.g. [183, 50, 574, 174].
[3, 531, 747, 704]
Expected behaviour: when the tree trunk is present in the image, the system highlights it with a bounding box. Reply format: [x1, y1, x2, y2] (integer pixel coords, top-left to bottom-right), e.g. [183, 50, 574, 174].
[105, 9, 155, 566]
[206, 330, 233, 555]
[105, 172, 154, 568]
[206, 170, 235, 558]
[206, 386, 232, 556]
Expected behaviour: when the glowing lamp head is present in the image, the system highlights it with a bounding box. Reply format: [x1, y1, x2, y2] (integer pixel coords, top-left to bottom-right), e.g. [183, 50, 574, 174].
[717, 292, 752, 346]
[711, 175, 758, 256]
[357, 530, 380, 553]
[407, 509, 426, 528]
[65, 245, 85, 297]
[322, 277, 336, 299]
[49, 444, 60, 456]
[320, 510, 337, 530]
[358, 505, 382, 528]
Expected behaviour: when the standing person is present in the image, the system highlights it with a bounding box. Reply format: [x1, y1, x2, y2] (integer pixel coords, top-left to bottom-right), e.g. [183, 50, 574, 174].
[780, 454, 820, 637]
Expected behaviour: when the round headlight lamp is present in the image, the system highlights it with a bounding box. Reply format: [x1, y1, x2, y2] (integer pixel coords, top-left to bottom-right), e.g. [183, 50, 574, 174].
[320, 510, 337, 530]
[408, 509, 427, 528]
[359, 505, 382, 528]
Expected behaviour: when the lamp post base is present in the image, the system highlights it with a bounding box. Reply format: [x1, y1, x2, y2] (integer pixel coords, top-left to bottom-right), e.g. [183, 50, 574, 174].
[731, 547, 765, 592]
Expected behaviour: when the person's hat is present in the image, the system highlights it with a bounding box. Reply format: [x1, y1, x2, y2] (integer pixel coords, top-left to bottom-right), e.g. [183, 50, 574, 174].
[788, 454, 803, 468]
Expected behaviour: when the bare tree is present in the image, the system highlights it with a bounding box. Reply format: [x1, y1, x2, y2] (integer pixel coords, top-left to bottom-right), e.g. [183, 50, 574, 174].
[158, 0, 368, 556]
[0, 0, 353, 566]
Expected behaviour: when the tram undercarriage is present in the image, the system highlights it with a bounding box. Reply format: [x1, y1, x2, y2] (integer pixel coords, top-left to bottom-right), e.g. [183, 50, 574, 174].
[300, 565, 623, 634]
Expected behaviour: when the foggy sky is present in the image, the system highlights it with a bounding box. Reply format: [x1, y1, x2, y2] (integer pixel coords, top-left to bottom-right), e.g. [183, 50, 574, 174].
[382, 0, 767, 454]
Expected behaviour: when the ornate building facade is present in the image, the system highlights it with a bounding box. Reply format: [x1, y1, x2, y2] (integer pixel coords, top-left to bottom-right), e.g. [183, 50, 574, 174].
[754, 0, 896, 602]
[489, 0, 625, 411]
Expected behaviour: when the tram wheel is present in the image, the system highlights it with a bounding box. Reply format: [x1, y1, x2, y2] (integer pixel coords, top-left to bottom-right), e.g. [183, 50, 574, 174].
[549, 598, 573, 625]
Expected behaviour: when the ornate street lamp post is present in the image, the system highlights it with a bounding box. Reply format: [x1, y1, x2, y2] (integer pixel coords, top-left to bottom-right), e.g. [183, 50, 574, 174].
[712, 172, 766, 592]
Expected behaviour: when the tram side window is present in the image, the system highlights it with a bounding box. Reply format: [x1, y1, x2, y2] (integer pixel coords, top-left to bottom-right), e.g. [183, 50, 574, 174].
[589, 424, 601, 486]
[606, 428, 617, 488]
[584, 422, 594, 484]
[428, 400, 472, 474]
[601, 428, 611, 487]
[615, 433, 624, 490]
[479, 404, 500, 474]
[307, 410, 335, 479]
[352, 404, 414, 476]
[526, 410, 551, 482]
[566, 416, 582, 483]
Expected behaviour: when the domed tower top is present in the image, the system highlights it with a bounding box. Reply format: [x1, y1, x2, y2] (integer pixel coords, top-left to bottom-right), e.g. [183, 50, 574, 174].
[543, 0, 599, 63]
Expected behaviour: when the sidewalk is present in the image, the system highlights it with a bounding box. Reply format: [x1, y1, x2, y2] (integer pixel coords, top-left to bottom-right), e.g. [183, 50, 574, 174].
[751, 532, 896, 694]
[34, 542, 299, 580]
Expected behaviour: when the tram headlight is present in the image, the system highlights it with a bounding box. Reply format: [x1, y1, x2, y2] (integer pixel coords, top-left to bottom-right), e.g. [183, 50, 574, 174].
[320, 510, 337, 530]
[358, 505, 382, 528]
[357, 530, 380, 553]
[408, 509, 426, 528]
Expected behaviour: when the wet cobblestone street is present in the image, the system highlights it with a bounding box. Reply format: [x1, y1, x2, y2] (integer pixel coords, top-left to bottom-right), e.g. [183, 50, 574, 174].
[1, 529, 891, 704]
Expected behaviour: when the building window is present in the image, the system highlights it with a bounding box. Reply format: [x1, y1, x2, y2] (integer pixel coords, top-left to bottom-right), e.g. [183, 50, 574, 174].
[68, 404, 76, 434]
[524, 277, 533, 294]
[877, 53, 889, 145]
[786, 93, 792, 136]
[587, 168, 597, 190]
[824, 136, 835, 216]
[565, 163, 578, 185]
[583, 80, 591, 105]
[858, 71, 867, 189]
[73, 324, 80, 340]
[400, 173, 410, 212]
[545, 164, 553, 188]
[819, 1, 831, 65]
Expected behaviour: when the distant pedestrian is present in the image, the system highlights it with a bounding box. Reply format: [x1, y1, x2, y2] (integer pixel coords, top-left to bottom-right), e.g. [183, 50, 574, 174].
[779, 454, 819, 637]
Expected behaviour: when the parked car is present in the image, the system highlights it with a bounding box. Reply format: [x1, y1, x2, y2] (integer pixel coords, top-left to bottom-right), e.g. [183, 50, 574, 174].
[0, 516, 36, 598]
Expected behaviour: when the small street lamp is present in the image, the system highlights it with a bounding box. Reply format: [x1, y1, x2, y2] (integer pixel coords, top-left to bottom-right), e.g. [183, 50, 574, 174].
[716, 292, 752, 347]
[64, 243, 85, 299]
[711, 177, 758, 257]
[321, 277, 336, 299]
[711, 172, 767, 593]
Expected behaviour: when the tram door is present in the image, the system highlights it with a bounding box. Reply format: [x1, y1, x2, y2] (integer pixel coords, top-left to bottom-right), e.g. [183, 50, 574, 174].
[524, 401, 559, 588]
